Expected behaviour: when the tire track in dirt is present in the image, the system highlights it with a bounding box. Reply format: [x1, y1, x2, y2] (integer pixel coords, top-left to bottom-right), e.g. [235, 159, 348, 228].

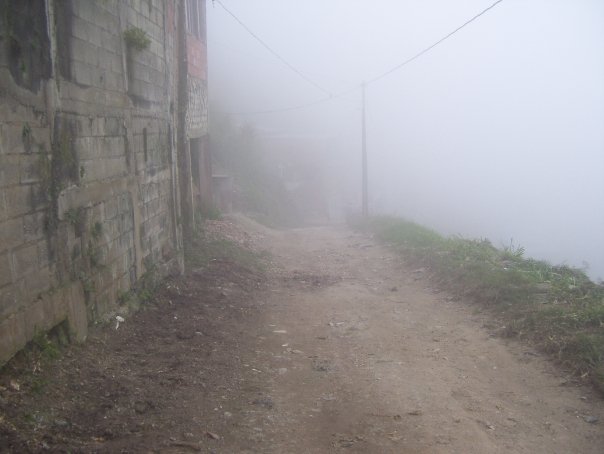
[1, 217, 602, 453]
[243, 222, 603, 453]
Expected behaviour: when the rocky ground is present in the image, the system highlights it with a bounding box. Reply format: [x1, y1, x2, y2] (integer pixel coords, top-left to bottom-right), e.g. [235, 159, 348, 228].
[0, 215, 602, 453]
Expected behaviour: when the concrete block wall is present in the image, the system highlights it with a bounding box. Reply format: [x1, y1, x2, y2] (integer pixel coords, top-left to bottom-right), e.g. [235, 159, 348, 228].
[0, 60, 57, 356]
[0, 0, 189, 365]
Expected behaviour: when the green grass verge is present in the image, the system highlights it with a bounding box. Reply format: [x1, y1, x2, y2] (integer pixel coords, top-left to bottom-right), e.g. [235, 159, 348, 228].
[354, 216, 604, 391]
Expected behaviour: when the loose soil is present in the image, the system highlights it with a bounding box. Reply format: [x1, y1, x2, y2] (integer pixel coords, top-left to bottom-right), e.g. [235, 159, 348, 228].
[1, 216, 603, 453]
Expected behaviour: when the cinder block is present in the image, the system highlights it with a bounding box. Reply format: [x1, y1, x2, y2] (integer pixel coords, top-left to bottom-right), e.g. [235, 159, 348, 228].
[37, 242, 51, 269]
[4, 185, 35, 218]
[103, 198, 118, 220]
[101, 136, 125, 157]
[0, 155, 21, 187]
[0, 218, 24, 252]
[104, 117, 124, 137]
[12, 243, 39, 277]
[87, 24, 103, 48]
[104, 71, 124, 92]
[101, 30, 120, 52]
[0, 252, 13, 287]
[23, 211, 46, 243]
[1, 124, 26, 155]
[24, 298, 49, 338]
[74, 136, 96, 160]
[0, 314, 21, 365]
[0, 283, 19, 318]
[72, 62, 95, 87]
[71, 16, 91, 42]
[80, 159, 104, 182]
[19, 154, 42, 184]
[0, 193, 7, 222]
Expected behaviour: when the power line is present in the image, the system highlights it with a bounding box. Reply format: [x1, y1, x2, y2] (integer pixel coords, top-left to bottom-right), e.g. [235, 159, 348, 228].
[218, 0, 507, 115]
[213, 0, 333, 96]
[221, 95, 334, 116]
[221, 83, 361, 116]
[365, 0, 506, 86]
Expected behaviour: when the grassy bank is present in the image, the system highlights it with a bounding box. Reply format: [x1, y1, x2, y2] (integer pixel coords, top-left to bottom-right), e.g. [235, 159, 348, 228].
[354, 216, 604, 391]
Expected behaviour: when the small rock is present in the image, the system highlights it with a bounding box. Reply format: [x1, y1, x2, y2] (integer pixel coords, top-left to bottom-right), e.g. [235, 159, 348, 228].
[134, 401, 150, 414]
[338, 438, 355, 447]
[407, 410, 422, 416]
[205, 431, 220, 440]
[252, 396, 274, 409]
[584, 415, 599, 424]
[313, 361, 330, 372]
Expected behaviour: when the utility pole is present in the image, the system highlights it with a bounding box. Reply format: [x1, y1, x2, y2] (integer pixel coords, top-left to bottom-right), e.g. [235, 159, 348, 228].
[361, 82, 368, 218]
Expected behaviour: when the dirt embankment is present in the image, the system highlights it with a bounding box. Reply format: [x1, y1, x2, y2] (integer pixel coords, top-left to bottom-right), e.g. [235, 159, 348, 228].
[1, 216, 602, 453]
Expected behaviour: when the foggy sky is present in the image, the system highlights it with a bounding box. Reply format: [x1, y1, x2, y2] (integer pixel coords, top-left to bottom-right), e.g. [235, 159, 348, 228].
[206, 0, 604, 280]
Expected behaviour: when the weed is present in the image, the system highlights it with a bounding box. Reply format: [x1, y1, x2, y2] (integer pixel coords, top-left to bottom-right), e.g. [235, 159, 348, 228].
[29, 375, 49, 394]
[31, 331, 60, 360]
[80, 273, 95, 302]
[355, 216, 604, 391]
[21, 122, 32, 152]
[21, 122, 31, 140]
[186, 227, 267, 273]
[91, 221, 103, 240]
[117, 290, 133, 306]
[123, 27, 151, 51]
[64, 206, 85, 226]
[196, 203, 222, 224]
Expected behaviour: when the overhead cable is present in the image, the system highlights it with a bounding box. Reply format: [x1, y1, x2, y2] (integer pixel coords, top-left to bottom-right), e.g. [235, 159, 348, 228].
[219, 0, 506, 115]
[214, 0, 333, 96]
[365, 0, 506, 86]
[220, 83, 362, 116]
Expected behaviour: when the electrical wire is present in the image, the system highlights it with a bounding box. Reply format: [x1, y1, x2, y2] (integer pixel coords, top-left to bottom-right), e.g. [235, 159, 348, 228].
[365, 0, 506, 86]
[214, 0, 333, 96]
[221, 95, 335, 116]
[218, 0, 506, 115]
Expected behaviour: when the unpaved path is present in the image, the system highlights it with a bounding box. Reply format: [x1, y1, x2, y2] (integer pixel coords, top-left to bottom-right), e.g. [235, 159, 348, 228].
[1, 218, 602, 453]
[222, 219, 603, 453]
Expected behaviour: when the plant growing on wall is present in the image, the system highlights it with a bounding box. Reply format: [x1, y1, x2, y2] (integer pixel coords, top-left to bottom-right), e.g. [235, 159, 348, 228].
[123, 27, 151, 51]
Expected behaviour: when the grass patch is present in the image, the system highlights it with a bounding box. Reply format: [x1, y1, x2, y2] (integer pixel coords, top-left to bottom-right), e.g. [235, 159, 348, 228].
[354, 215, 604, 390]
[185, 226, 267, 273]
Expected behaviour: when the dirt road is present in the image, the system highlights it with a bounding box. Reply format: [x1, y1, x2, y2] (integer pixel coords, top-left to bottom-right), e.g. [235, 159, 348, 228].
[1, 217, 602, 453]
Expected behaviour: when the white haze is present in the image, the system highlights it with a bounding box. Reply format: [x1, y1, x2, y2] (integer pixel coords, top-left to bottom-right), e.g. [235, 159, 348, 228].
[206, 0, 604, 280]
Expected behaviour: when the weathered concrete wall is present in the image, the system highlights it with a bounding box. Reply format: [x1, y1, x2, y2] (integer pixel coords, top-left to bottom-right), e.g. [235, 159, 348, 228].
[0, 0, 207, 365]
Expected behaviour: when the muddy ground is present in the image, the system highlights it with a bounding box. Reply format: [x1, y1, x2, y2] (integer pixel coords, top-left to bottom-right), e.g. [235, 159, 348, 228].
[1, 216, 603, 453]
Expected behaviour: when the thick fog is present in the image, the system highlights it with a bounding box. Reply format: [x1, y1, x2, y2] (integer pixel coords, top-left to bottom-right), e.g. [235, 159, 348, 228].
[206, 0, 604, 280]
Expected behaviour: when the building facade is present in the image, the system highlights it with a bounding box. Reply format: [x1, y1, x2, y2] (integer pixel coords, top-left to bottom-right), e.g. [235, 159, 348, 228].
[0, 0, 210, 364]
